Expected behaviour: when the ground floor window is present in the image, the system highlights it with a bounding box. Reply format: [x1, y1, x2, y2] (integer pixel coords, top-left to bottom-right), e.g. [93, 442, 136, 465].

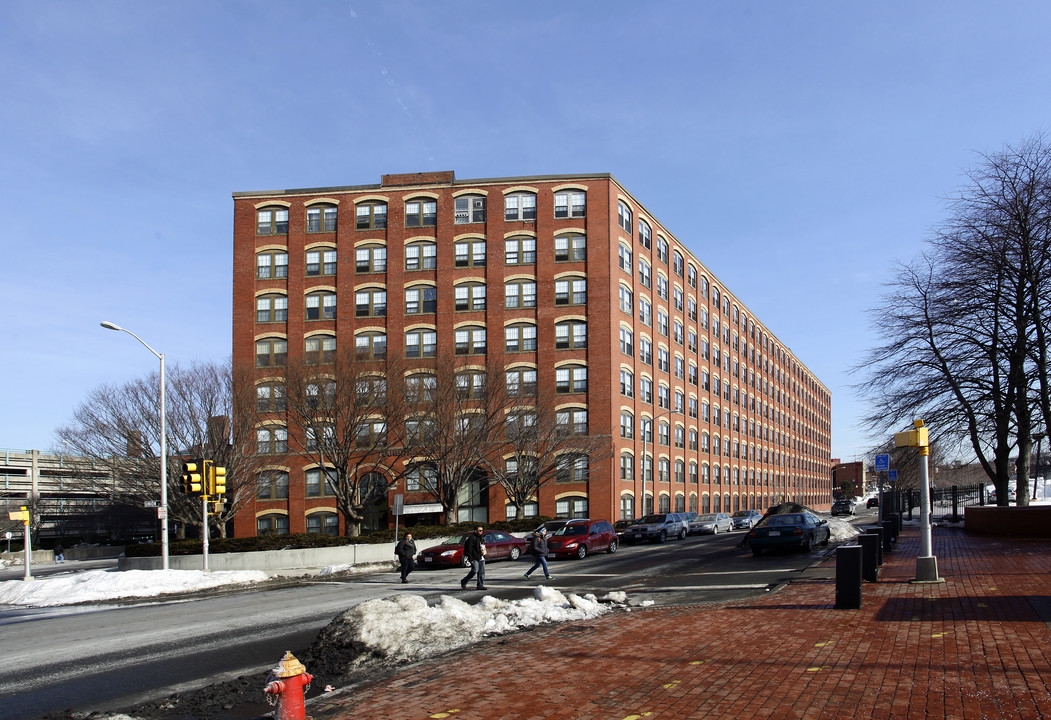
[620, 494, 634, 520]
[555, 496, 588, 518]
[257, 513, 289, 535]
[505, 502, 538, 520]
[307, 512, 339, 536]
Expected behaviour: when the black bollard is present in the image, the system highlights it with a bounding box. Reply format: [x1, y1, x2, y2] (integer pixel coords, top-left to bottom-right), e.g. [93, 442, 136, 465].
[858, 533, 880, 582]
[864, 526, 884, 565]
[881, 519, 896, 552]
[835, 545, 863, 609]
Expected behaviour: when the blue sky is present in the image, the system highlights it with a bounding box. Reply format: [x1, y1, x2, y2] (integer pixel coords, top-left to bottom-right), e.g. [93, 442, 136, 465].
[3, 0, 1049, 462]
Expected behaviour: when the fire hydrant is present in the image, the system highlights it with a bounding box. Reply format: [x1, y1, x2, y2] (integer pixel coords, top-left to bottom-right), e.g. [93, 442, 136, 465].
[264, 651, 313, 720]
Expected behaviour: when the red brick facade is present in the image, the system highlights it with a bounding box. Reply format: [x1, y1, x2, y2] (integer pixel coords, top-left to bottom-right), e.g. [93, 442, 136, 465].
[231, 172, 833, 537]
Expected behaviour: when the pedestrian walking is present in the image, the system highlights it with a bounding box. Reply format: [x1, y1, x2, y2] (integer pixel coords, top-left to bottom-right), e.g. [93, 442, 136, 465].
[523, 527, 552, 580]
[54, 544, 64, 564]
[394, 532, 417, 583]
[460, 526, 487, 590]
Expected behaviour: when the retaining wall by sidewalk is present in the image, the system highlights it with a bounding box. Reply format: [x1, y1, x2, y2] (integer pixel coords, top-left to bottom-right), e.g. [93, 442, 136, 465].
[964, 505, 1051, 537]
[117, 537, 448, 573]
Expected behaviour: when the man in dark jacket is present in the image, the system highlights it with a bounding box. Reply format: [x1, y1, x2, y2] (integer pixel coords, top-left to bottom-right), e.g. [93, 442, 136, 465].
[394, 532, 416, 583]
[523, 527, 552, 580]
[460, 526, 487, 590]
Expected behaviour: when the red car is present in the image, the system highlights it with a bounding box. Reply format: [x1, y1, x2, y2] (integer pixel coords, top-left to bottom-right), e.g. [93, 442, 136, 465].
[545, 520, 619, 559]
[416, 530, 527, 568]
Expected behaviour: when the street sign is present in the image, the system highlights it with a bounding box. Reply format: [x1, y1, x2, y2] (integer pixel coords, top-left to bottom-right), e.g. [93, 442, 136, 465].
[875, 454, 890, 472]
[157, 507, 167, 520]
[888, 470, 898, 482]
[144, 500, 159, 508]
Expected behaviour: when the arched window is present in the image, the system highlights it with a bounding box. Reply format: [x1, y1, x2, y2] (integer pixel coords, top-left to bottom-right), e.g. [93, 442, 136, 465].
[555, 277, 587, 305]
[256, 294, 288, 323]
[505, 323, 538, 352]
[505, 236, 536, 265]
[306, 247, 337, 276]
[618, 201, 633, 233]
[504, 367, 536, 397]
[257, 206, 288, 235]
[306, 512, 339, 536]
[405, 198, 437, 227]
[555, 320, 587, 349]
[658, 494, 670, 513]
[454, 194, 486, 224]
[355, 244, 386, 273]
[305, 467, 337, 497]
[306, 204, 337, 233]
[354, 332, 387, 360]
[455, 238, 487, 267]
[555, 364, 587, 394]
[256, 427, 288, 455]
[256, 382, 286, 412]
[455, 282, 486, 311]
[405, 285, 437, 314]
[355, 288, 386, 317]
[305, 291, 336, 321]
[505, 192, 537, 221]
[505, 279, 537, 308]
[554, 191, 586, 219]
[255, 338, 287, 367]
[555, 233, 586, 262]
[405, 328, 437, 358]
[257, 513, 289, 535]
[405, 240, 437, 270]
[304, 334, 335, 365]
[257, 470, 289, 499]
[257, 250, 288, 279]
[356, 201, 387, 230]
[455, 326, 486, 355]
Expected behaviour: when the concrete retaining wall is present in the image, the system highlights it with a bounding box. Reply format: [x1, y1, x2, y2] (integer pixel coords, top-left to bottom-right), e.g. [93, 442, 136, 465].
[117, 537, 449, 573]
[964, 505, 1051, 537]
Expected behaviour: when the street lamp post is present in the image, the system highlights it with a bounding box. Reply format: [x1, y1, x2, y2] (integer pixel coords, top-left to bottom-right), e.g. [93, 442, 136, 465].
[100, 321, 169, 570]
[640, 408, 682, 517]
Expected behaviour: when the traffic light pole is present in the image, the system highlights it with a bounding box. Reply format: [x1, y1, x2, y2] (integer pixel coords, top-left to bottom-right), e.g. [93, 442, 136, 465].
[202, 460, 211, 571]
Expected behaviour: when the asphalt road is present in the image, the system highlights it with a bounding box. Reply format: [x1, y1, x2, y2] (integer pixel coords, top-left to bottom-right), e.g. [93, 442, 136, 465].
[0, 517, 860, 720]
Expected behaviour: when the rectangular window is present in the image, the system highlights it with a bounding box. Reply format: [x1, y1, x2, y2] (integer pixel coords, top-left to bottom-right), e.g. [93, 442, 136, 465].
[554, 191, 586, 218]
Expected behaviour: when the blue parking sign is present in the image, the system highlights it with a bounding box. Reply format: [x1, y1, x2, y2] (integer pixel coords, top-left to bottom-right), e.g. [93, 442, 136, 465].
[875, 454, 889, 472]
[888, 469, 897, 482]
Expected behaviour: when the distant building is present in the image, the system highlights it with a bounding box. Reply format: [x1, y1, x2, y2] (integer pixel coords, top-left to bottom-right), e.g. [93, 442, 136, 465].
[832, 460, 865, 498]
[0, 449, 155, 543]
[231, 171, 833, 537]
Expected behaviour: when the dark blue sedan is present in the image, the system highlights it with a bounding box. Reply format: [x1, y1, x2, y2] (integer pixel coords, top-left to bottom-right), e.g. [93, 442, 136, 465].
[747, 512, 830, 556]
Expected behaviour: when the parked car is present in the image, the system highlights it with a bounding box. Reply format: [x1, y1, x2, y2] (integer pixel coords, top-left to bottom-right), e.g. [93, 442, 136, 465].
[622, 513, 690, 543]
[689, 512, 733, 535]
[416, 531, 527, 568]
[546, 519, 618, 559]
[730, 509, 763, 529]
[831, 499, 855, 516]
[614, 519, 639, 542]
[747, 512, 831, 556]
[866, 497, 880, 508]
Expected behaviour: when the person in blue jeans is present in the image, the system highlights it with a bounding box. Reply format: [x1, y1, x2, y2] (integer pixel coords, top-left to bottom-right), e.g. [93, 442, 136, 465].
[461, 527, 487, 590]
[523, 527, 552, 580]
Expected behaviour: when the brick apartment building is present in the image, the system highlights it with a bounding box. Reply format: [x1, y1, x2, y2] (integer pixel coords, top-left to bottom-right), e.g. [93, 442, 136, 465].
[231, 171, 832, 537]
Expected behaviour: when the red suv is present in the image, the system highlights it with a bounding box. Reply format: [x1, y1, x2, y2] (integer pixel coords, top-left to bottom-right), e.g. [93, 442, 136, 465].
[546, 520, 619, 559]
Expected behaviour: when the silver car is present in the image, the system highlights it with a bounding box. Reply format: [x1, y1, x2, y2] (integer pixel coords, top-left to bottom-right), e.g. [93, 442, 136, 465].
[689, 512, 733, 535]
[730, 510, 763, 529]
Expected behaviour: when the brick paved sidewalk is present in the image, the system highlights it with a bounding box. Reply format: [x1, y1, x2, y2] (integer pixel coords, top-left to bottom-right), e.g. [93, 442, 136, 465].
[312, 525, 1051, 720]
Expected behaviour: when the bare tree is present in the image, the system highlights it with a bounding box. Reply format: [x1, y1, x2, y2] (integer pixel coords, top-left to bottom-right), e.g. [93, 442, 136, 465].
[55, 360, 267, 539]
[482, 381, 612, 520]
[855, 136, 1051, 506]
[277, 350, 415, 537]
[396, 355, 514, 524]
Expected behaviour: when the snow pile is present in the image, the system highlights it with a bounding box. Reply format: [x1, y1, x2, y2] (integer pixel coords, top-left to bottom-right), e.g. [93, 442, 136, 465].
[0, 568, 269, 607]
[311, 585, 620, 670]
[826, 517, 861, 543]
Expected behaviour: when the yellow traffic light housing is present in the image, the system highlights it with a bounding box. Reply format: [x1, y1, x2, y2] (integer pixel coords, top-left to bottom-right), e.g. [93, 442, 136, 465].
[210, 465, 227, 496]
[894, 419, 930, 449]
[181, 460, 204, 495]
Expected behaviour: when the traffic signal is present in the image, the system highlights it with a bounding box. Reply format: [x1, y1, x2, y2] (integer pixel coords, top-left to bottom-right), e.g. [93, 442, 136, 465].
[181, 460, 204, 495]
[209, 465, 227, 496]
